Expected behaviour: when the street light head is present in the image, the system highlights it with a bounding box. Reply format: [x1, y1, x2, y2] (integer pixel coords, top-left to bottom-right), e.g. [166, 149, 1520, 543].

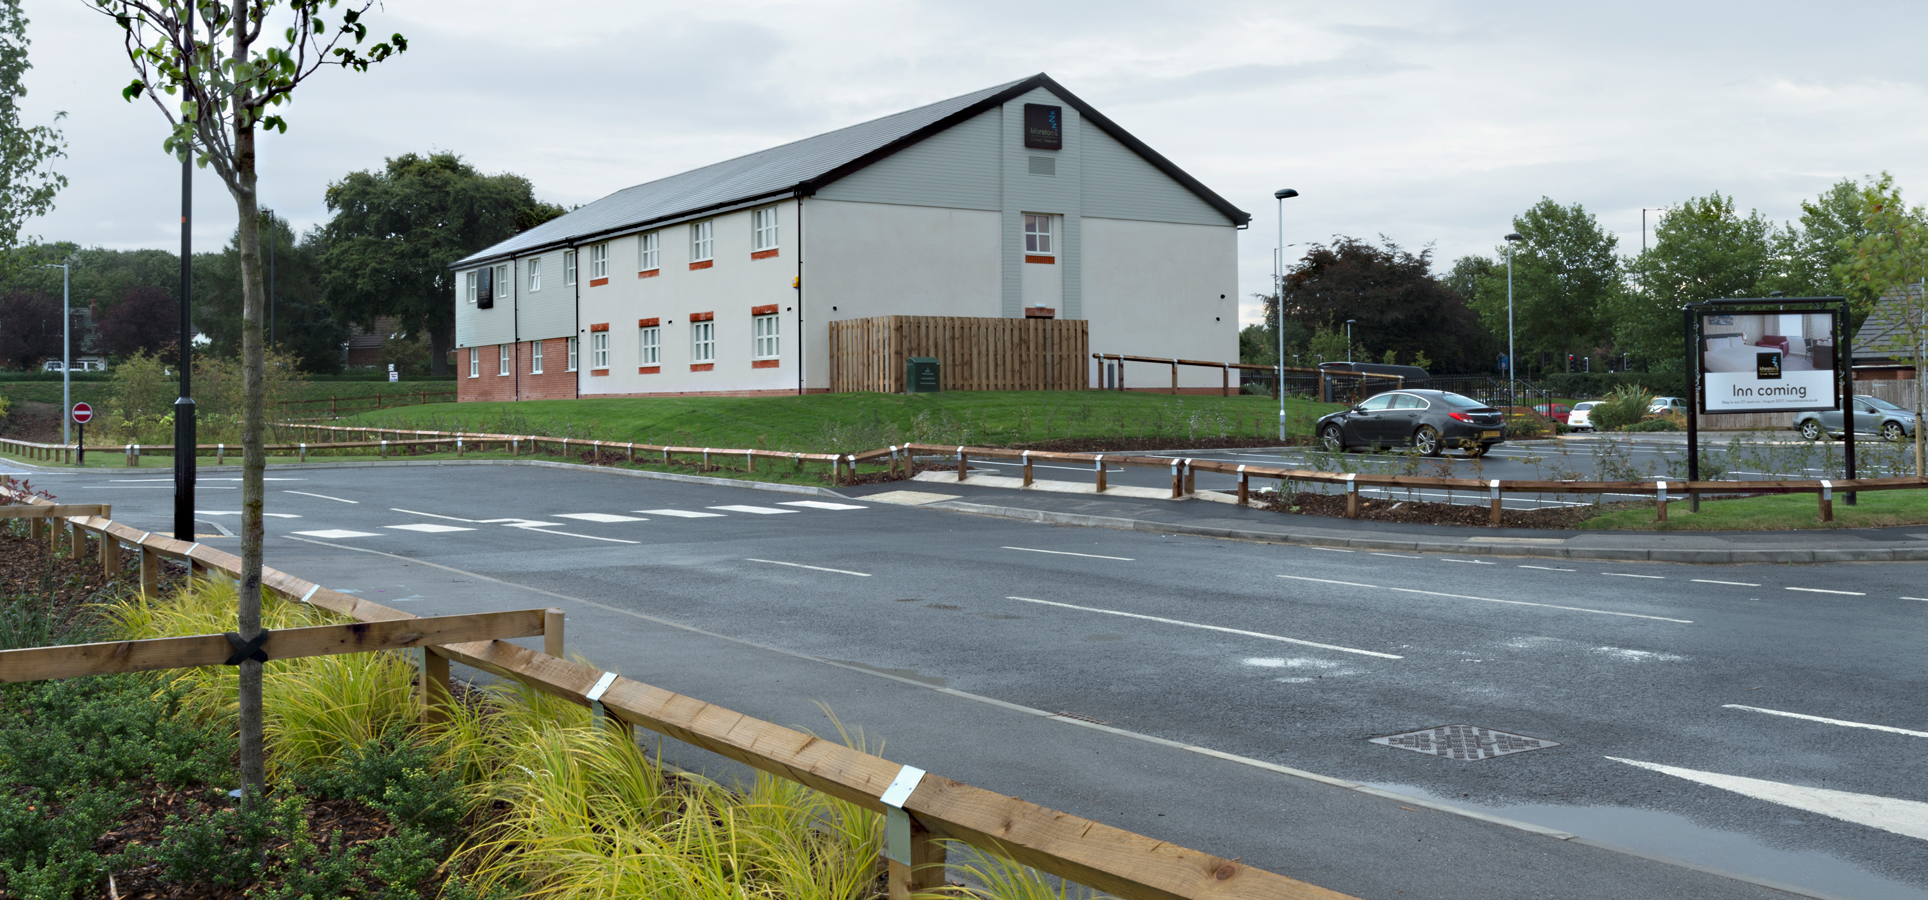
[1274, 188, 1299, 200]
[1504, 233, 1523, 242]
[1346, 318, 1356, 324]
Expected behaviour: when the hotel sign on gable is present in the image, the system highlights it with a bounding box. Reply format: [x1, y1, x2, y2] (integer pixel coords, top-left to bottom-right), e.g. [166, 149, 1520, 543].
[1024, 104, 1062, 150]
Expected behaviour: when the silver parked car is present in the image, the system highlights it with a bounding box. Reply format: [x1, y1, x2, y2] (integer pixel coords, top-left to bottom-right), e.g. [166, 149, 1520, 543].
[1794, 395, 1917, 442]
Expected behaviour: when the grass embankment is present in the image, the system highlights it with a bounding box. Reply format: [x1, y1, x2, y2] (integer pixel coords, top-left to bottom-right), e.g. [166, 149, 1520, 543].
[344, 390, 1342, 453]
[0, 525, 1086, 898]
[1581, 489, 1928, 531]
[0, 378, 456, 408]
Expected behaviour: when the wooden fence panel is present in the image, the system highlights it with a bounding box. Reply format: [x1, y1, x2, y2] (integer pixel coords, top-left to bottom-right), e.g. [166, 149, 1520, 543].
[829, 316, 1088, 393]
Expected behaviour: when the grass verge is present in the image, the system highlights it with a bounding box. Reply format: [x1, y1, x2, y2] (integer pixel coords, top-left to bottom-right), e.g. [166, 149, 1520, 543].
[1580, 489, 1928, 531]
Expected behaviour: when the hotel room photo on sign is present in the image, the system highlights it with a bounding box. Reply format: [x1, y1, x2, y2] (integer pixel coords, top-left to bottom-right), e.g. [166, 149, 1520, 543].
[1699, 312, 1836, 413]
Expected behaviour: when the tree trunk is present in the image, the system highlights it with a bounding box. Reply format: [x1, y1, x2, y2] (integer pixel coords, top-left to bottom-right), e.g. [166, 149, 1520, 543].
[428, 320, 452, 377]
[232, 87, 267, 805]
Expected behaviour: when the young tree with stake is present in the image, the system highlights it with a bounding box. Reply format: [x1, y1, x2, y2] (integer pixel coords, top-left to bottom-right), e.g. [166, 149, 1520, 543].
[91, 0, 404, 803]
[1844, 173, 1928, 478]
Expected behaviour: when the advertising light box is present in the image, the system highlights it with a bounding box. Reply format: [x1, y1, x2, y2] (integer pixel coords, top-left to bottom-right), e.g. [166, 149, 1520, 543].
[1698, 310, 1837, 413]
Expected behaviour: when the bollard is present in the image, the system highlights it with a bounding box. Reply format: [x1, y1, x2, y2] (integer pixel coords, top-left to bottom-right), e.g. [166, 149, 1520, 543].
[1819, 480, 1834, 523]
[1489, 479, 1503, 526]
[457, 436, 465, 457]
[1345, 473, 1359, 518]
[299, 443, 307, 462]
[1095, 455, 1107, 493]
[1656, 480, 1669, 522]
[381, 439, 388, 459]
[1237, 465, 1249, 506]
[957, 446, 967, 482]
[1022, 450, 1034, 487]
[217, 443, 225, 465]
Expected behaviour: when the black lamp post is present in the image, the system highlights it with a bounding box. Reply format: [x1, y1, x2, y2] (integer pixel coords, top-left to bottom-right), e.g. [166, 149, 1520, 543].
[172, 10, 196, 541]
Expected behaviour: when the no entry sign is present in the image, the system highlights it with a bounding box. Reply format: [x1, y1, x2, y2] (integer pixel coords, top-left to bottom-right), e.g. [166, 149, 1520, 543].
[70, 402, 92, 424]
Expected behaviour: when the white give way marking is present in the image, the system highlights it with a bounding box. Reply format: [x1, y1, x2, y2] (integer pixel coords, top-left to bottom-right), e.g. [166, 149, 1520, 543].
[1608, 757, 1928, 842]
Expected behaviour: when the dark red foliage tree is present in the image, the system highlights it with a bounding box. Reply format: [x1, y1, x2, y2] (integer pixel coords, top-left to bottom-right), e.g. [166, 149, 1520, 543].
[0, 289, 80, 370]
[94, 285, 180, 362]
[1277, 236, 1494, 372]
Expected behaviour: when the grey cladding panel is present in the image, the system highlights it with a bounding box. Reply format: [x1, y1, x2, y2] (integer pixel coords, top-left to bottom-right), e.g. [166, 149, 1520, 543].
[1081, 126, 1230, 226]
[516, 252, 576, 341]
[813, 109, 1002, 210]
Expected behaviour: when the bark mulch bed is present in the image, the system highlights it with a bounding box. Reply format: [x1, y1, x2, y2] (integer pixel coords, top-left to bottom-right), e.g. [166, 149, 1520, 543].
[1259, 489, 1637, 529]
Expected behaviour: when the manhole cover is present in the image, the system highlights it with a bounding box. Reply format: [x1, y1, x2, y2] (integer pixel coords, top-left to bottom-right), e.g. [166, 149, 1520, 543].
[1369, 725, 1559, 761]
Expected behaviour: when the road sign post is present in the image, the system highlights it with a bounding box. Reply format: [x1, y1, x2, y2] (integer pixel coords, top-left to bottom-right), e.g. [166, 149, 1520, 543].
[71, 403, 92, 466]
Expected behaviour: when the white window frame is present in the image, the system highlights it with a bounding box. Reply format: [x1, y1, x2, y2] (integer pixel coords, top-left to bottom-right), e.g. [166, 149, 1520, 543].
[753, 313, 779, 359]
[1024, 214, 1054, 255]
[691, 220, 714, 262]
[567, 336, 579, 372]
[591, 332, 609, 370]
[464, 270, 478, 304]
[639, 326, 660, 366]
[563, 249, 577, 286]
[468, 347, 479, 377]
[528, 257, 541, 292]
[531, 339, 544, 374]
[639, 232, 659, 271]
[495, 264, 511, 301]
[752, 207, 779, 252]
[498, 343, 511, 376]
[590, 243, 608, 279]
[692, 321, 715, 364]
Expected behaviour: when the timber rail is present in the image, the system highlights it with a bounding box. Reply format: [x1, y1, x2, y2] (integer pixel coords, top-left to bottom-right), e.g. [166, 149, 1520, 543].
[0, 483, 1357, 899]
[1092, 353, 1403, 397]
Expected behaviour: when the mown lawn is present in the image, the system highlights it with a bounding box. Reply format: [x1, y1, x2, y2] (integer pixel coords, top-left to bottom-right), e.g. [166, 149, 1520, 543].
[341, 390, 1344, 453]
[0, 378, 456, 408]
[1581, 488, 1928, 531]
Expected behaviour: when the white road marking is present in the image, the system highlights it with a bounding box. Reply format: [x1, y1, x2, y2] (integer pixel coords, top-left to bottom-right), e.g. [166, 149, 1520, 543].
[1387, 587, 1694, 623]
[1440, 558, 1494, 565]
[1278, 574, 1378, 589]
[746, 558, 871, 577]
[1724, 704, 1928, 739]
[555, 513, 647, 523]
[1607, 756, 1928, 841]
[1693, 579, 1760, 587]
[1904, 597, 1928, 603]
[291, 529, 379, 539]
[285, 490, 357, 504]
[1307, 547, 1354, 553]
[1371, 552, 1422, 559]
[1518, 565, 1575, 572]
[1006, 596, 1401, 659]
[777, 501, 869, 511]
[1003, 546, 1134, 561]
[385, 523, 475, 533]
[708, 505, 798, 515]
[636, 509, 726, 518]
[197, 511, 301, 518]
[1604, 573, 1666, 579]
[506, 524, 640, 544]
[391, 507, 481, 522]
[1787, 587, 1865, 596]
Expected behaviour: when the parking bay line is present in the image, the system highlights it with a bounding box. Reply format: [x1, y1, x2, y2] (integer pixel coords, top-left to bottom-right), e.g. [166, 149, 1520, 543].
[1724, 704, 1928, 739]
[1787, 586, 1866, 596]
[285, 490, 357, 504]
[1277, 574, 1692, 623]
[1002, 546, 1134, 561]
[1693, 579, 1761, 587]
[1004, 596, 1401, 659]
[746, 558, 871, 577]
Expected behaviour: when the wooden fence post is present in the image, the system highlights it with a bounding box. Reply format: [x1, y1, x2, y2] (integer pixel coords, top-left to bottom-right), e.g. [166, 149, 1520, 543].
[1345, 474, 1359, 518]
[102, 532, 121, 577]
[544, 608, 565, 658]
[419, 648, 451, 724]
[887, 822, 948, 900]
[1095, 455, 1107, 493]
[28, 517, 42, 541]
[1819, 480, 1833, 522]
[1237, 466, 1249, 506]
[68, 521, 86, 559]
[1655, 481, 1668, 522]
[1184, 458, 1196, 495]
[1022, 451, 1033, 487]
[1221, 363, 1229, 397]
[956, 446, 967, 482]
[1489, 480, 1503, 526]
[1170, 359, 1178, 395]
[1169, 459, 1182, 498]
[126, 444, 137, 467]
[140, 545, 160, 596]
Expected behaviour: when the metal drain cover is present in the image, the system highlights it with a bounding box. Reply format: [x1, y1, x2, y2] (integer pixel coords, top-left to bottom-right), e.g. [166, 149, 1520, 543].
[1370, 724, 1560, 761]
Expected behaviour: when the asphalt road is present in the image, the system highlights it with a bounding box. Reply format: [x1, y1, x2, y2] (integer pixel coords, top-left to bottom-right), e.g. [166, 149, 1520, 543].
[12, 459, 1927, 900]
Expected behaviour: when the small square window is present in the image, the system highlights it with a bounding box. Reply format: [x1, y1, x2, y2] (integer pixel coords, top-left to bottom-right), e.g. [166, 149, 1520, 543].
[753, 314, 779, 359]
[639, 326, 660, 366]
[531, 340, 544, 374]
[1024, 214, 1054, 255]
[639, 232, 659, 271]
[691, 220, 714, 262]
[692, 321, 715, 363]
[563, 250, 577, 286]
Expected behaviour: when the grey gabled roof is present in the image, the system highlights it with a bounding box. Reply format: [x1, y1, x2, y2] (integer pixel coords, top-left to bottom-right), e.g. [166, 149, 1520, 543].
[454, 73, 1249, 268]
[1853, 283, 1926, 362]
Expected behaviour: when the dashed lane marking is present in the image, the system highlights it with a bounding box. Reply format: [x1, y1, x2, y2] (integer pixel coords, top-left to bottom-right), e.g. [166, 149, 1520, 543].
[1693, 579, 1761, 587]
[1440, 558, 1494, 565]
[198, 511, 301, 518]
[1380, 584, 1693, 623]
[1002, 546, 1134, 561]
[285, 490, 356, 504]
[708, 505, 798, 515]
[1307, 547, 1354, 553]
[746, 558, 871, 577]
[778, 501, 869, 511]
[1518, 565, 1576, 572]
[1278, 574, 1377, 589]
[1724, 704, 1928, 739]
[1787, 587, 1866, 596]
[291, 529, 379, 539]
[1371, 552, 1422, 559]
[1006, 596, 1402, 659]
[1604, 573, 1666, 579]
[385, 524, 475, 533]
[555, 513, 648, 523]
[636, 509, 726, 518]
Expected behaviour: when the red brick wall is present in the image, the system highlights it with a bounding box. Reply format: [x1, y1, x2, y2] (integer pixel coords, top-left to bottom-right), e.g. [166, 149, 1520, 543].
[458, 340, 579, 402]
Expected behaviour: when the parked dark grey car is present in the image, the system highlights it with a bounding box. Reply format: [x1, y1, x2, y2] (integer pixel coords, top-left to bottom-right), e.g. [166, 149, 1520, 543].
[1316, 390, 1508, 457]
[1794, 395, 1917, 442]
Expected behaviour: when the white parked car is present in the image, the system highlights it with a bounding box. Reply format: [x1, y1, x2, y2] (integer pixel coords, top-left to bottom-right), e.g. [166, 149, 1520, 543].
[1567, 400, 1601, 431]
[1648, 396, 1688, 416]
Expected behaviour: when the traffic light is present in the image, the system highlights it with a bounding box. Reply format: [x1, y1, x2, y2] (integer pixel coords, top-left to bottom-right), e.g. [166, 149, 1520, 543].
[1566, 354, 1575, 372]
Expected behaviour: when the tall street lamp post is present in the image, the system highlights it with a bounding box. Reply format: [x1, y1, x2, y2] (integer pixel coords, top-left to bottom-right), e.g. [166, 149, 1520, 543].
[1504, 232, 1523, 412]
[173, 10, 197, 542]
[1274, 188, 1298, 442]
[38, 262, 71, 444]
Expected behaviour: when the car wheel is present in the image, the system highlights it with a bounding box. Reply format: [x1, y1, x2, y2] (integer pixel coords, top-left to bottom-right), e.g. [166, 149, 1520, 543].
[1320, 424, 1345, 453]
[1413, 425, 1442, 457]
[1883, 421, 1906, 442]
[1798, 419, 1822, 441]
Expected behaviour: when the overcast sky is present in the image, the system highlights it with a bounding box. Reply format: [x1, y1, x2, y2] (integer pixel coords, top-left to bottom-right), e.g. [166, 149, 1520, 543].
[21, 0, 1928, 324]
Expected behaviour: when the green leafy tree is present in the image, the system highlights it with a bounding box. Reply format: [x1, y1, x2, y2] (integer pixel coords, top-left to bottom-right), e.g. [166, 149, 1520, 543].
[318, 152, 554, 376]
[93, 0, 406, 805]
[198, 212, 345, 373]
[0, 0, 66, 277]
[1465, 199, 1620, 376]
[1280, 236, 1490, 371]
[8, 244, 179, 313]
[1842, 173, 1928, 476]
[1614, 193, 1781, 372]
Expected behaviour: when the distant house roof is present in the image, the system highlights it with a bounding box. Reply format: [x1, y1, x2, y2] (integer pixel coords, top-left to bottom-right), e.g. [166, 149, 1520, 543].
[1852, 283, 1926, 363]
[453, 73, 1249, 269]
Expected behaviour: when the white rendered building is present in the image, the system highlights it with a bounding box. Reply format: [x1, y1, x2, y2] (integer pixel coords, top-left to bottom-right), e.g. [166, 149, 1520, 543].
[452, 73, 1248, 400]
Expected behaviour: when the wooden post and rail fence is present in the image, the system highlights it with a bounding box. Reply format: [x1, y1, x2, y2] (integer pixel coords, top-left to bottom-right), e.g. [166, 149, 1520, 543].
[1089, 353, 1403, 398]
[0, 483, 1358, 900]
